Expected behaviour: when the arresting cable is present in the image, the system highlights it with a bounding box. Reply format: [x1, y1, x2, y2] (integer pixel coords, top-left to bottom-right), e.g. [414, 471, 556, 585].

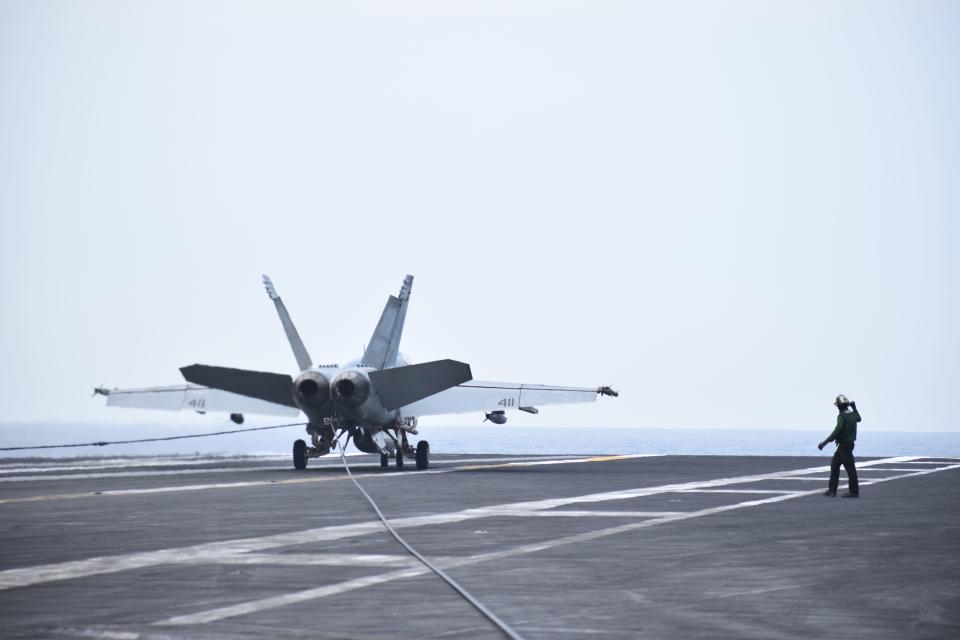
[337, 440, 526, 640]
[0, 422, 307, 451]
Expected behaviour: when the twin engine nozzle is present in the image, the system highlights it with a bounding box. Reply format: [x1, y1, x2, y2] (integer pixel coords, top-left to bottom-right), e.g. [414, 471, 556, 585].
[293, 370, 371, 410]
[329, 370, 370, 408]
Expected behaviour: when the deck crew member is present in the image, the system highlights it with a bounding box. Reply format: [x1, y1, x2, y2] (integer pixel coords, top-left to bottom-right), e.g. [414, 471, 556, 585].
[818, 395, 861, 498]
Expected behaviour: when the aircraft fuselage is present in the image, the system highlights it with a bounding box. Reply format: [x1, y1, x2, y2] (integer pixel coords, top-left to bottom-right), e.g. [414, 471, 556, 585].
[293, 359, 413, 456]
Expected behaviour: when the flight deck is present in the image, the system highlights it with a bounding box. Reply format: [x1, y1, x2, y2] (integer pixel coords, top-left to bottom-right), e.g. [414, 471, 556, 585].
[1, 452, 958, 639]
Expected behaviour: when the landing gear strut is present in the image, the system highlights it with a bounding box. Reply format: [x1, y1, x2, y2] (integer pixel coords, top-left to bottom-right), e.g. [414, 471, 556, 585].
[395, 450, 405, 469]
[380, 453, 389, 468]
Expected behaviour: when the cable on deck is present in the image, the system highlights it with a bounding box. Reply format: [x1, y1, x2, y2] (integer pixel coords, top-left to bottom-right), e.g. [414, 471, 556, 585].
[0, 422, 306, 451]
[336, 440, 526, 640]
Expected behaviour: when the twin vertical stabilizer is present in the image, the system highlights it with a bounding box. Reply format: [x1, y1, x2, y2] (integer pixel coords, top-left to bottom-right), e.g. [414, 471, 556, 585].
[362, 275, 413, 369]
[263, 275, 313, 371]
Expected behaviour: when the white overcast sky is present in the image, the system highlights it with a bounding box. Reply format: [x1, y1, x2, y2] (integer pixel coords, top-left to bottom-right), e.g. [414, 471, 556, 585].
[1, 1, 957, 432]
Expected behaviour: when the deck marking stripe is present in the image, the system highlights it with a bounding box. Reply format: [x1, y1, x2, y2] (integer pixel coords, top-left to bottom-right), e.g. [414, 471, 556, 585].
[0, 457, 288, 473]
[675, 489, 801, 495]
[0, 454, 614, 481]
[712, 582, 818, 599]
[0, 455, 658, 505]
[158, 494, 817, 626]
[855, 467, 939, 472]
[57, 629, 142, 639]
[442, 454, 658, 472]
[153, 461, 960, 626]
[157, 567, 431, 625]
[0, 467, 291, 483]
[180, 553, 420, 568]
[486, 510, 687, 518]
[0, 455, 921, 591]
[0, 455, 554, 480]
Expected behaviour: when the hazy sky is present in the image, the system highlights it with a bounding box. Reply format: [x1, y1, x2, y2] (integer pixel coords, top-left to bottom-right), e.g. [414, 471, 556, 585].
[1, 1, 957, 433]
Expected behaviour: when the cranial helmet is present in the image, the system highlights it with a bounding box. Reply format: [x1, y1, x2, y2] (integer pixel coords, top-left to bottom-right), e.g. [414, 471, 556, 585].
[834, 394, 850, 407]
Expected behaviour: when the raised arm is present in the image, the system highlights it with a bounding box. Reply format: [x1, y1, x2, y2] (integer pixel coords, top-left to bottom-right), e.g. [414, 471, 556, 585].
[851, 401, 861, 422]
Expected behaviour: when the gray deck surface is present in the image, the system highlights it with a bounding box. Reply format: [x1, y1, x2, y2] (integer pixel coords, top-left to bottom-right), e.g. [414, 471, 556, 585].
[1, 452, 958, 639]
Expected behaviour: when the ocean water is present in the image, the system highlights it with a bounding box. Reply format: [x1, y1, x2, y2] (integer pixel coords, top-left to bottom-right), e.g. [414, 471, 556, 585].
[418, 426, 960, 458]
[1, 422, 958, 459]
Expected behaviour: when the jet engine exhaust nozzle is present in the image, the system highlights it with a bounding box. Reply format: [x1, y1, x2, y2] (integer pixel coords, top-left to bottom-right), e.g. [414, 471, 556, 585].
[293, 371, 330, 408]
[332, 370, 371, 408]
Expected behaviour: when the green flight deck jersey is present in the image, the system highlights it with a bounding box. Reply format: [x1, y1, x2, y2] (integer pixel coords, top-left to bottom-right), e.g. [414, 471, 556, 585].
[826, 408, 861, 444]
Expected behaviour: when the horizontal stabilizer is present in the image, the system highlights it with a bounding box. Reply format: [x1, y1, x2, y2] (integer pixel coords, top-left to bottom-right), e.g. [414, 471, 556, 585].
[180, 365, 297, 408]
[369, 359, 472, 411]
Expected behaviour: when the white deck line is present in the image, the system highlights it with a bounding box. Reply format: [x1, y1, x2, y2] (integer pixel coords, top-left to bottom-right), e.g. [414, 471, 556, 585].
[157, 462, 960, 626]
[487, 510, 687, 518]
[0, 455, 616, 482]
[0, 467, 293, 482]
[0, 455, 921, 591]
[0, 455, 664, 498]
[0, 456, 289, 473]
[856, 467, 940, 472]
[0, 454, 640, 472]
[675, 489, 801, 495]
[180, 553, 420, 568]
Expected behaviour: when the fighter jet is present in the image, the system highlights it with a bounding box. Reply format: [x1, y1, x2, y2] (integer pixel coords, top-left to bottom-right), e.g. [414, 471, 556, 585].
[96, 276, 618, 470]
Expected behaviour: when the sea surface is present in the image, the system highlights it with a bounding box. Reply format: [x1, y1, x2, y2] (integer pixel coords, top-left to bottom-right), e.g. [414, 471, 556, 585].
[1, 422, 958, 459]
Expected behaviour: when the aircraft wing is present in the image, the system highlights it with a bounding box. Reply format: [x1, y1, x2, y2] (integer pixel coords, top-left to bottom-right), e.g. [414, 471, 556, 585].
[398, 380, 603, 417]
[96, 384, 301, 418]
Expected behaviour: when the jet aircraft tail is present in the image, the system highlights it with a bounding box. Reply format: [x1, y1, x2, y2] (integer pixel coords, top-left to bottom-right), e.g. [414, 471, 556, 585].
[263, 275, 313, 371]
[362, 275, 413, 369]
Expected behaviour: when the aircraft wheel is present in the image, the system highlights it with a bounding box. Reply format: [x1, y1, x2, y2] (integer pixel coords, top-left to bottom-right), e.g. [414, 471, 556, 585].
[380, 453, 389, 468]
[293, 439, 307, 470]
[416, 440, 430, 470]
[395, 451, 405, 470]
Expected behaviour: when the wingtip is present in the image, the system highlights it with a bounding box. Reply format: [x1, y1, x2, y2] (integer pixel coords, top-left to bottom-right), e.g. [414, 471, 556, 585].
[400, 274, 414, 298]
[262, 275, 279, 300]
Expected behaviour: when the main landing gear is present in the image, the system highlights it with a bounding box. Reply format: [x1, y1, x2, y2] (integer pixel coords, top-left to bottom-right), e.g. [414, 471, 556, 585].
[293, 439, 307, 470]
[293, 434, 430, 471]
[416, 440, 430, 470]
[292, 424, 341, 470]
[382, 439, 429, 471]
